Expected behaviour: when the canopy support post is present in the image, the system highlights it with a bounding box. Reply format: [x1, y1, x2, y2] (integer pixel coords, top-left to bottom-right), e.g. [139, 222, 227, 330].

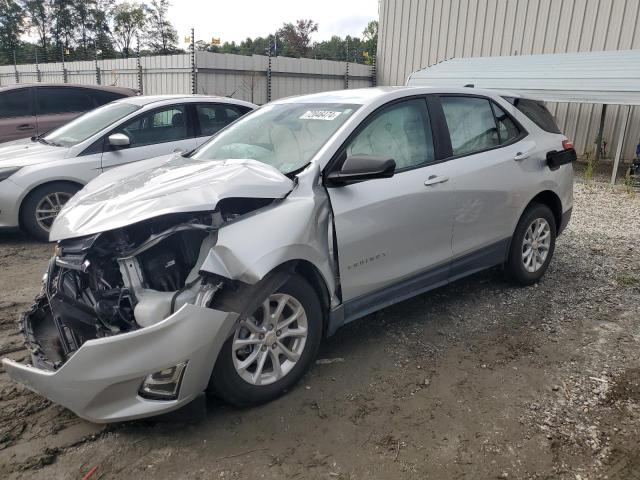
[594, 104, 607, 166]
[610, 105, 632, 186]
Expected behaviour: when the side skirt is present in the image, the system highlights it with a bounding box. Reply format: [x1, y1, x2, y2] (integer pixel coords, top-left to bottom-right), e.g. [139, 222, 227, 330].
[327, 238, 510, 336]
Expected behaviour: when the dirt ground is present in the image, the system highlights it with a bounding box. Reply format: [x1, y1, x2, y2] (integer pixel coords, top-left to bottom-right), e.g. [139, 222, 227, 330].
[1, 181, 639, 480]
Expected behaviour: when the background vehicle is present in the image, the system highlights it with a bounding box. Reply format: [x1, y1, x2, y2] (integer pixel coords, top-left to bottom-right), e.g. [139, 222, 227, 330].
[0, 83, 138, 143]
[0, 95, 256, 240]
[2, 87, 574, 422]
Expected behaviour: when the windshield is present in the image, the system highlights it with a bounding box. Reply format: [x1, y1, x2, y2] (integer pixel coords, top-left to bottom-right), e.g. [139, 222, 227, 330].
[43, 102, 141, 148]
[191, 103, 360, 174]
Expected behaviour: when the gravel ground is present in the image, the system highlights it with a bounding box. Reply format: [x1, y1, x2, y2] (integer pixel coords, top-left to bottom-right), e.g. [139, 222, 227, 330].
[0, 181, 639, 479]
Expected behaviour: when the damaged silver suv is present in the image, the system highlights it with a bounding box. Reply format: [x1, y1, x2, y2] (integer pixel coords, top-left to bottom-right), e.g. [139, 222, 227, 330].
[3, 87, 575, 422]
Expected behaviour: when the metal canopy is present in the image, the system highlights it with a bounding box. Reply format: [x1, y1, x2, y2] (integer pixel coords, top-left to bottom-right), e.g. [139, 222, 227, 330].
[407, 50, 640, 106]
[407, 50, 640, 185]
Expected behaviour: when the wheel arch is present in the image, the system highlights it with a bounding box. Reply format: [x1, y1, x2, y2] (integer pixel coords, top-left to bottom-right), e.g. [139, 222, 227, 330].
[18, 179, 84, 228]
[525, 190, 562, 234]
[269, 259, 333, 338]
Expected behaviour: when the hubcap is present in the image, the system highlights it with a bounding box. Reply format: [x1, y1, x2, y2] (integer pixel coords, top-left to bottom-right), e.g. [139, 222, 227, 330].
[232, 293, 308, 386]
[522, 217, 551, 273]
[35, 192, 73, 232]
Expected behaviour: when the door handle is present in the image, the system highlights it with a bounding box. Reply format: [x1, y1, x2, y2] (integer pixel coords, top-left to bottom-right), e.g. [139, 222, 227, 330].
[17, 124, 35, 131]
[424, 175, 449, 186]
[514, 150, 533, 161]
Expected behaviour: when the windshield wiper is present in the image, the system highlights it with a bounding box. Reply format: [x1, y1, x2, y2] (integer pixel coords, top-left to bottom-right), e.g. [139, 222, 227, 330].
[38, 138, 61, 147]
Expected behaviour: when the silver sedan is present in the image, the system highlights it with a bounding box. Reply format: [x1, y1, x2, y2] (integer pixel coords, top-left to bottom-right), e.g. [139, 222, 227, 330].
[0, 95, 256, 240]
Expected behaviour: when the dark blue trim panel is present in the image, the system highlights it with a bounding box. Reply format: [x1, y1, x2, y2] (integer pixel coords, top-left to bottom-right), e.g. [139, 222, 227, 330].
[327, 237, 511, 336]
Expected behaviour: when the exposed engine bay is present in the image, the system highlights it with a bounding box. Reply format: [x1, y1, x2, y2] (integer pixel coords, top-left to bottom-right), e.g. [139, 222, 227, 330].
[23, 199, 273, 370]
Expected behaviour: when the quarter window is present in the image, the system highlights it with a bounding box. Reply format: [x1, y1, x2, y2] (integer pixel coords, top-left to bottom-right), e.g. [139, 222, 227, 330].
[115, 105, 188, 148]
[441, 96, 500, 156]
[492, 103, 521, 145]
[345, 98, 435, 170]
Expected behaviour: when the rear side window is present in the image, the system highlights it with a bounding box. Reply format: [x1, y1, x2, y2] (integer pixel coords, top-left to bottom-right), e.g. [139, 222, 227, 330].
[91, 90, 127, 107]
[36, 87, 95, 115]
[196, 104, 247, 136]
[512, 98, 561, 134]
[441, 96, 500, 156]
[0, 88, 33, 118]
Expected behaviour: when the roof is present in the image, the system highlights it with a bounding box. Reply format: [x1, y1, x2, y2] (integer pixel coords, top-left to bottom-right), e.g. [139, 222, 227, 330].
[407, 49, 640, 105]
[116, 94, 257, 108]
[0, 83, 137, 95]
[272, 86, 509, 105]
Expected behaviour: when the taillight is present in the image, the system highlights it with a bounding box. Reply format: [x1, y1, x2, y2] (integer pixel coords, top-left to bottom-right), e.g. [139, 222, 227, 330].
[562, 139, 574, 150]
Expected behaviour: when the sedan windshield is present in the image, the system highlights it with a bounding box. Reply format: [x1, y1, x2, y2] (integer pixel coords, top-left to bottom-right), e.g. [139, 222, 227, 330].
[43, 102, 141, 148]
[191, 103, 360, 174]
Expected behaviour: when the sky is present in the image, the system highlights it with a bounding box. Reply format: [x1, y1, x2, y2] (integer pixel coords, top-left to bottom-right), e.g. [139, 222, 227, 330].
[167, 0, 380, 45]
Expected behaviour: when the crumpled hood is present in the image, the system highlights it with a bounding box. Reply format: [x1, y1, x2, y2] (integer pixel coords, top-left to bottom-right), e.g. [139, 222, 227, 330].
[0, 138, 68, 168]
[50, 155, 294, 241]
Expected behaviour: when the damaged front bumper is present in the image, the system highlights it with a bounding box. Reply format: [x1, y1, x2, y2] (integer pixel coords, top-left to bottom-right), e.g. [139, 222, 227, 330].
[2, 304, 238, 423]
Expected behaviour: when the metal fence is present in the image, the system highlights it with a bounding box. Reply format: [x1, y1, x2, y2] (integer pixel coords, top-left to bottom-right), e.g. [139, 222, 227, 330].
[0, 51, 375, 104]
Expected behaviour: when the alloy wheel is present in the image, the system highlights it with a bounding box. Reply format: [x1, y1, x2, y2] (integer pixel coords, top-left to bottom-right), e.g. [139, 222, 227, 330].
[35, 192, 73, 232]
[232, 293, 308, 386]
[522, 217, 551, 273]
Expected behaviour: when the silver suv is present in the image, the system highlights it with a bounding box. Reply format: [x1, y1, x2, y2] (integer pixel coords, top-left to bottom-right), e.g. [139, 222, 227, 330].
[3, 87, 575, 422]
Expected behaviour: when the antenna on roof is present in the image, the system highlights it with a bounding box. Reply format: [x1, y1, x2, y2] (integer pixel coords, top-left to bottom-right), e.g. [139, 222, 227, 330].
[464, 84, 474, 88]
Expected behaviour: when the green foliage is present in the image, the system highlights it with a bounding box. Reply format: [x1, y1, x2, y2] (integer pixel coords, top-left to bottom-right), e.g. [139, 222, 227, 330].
[112, 1, 146, 57]
[144, 0, 178, 54]
[1, 5, 377, 65]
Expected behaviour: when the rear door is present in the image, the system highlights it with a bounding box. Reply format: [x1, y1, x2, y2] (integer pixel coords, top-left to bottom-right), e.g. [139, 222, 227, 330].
[326, 96, 456, 301]
[0, 87, 37, 142]
[100, 103, 197, 171]
[35, 86, 96, 136]
[193, 103, 252, 146]
[438, 95, 534, 274]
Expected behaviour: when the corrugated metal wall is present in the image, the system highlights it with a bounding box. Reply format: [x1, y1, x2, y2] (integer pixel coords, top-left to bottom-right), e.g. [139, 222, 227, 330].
[0, 52, 373, 105]
[377, 0, 640, 159]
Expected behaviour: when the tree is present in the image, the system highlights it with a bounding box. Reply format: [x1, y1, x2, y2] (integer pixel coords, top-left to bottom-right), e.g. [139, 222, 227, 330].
[144, 0, 178, 54]
[277, 19, 318, 57]
[93, 0, 115, 56]
[362, 20, 378, 64]
[112, 1, 146, 57]
[50, 0, 76, 55]
[0, 0, 25, 54]
[24, 0, 52, 60]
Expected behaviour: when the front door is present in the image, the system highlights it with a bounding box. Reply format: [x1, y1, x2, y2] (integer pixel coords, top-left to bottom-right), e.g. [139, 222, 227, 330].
[327, 97, 455, 301]
[0, 87, 37, 142]
[100, 104, 197, 171]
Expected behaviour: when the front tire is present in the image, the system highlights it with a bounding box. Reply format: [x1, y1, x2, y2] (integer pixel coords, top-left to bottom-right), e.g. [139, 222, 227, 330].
[209, 274, 322, 407]
[20, 182, 80, 242]
[506, 203, 556, 285]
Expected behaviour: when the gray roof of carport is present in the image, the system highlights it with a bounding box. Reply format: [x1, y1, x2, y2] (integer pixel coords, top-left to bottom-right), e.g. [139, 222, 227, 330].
[407, 49, 640, 105]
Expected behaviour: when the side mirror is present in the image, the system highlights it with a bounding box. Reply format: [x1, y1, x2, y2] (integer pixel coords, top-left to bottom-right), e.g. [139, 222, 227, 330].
[108, 133, 130, 148]
[326, 155, 396, 186]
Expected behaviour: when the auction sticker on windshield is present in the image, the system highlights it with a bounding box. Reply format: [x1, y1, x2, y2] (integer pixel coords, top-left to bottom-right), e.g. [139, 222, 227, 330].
[299, 110, 342, 120]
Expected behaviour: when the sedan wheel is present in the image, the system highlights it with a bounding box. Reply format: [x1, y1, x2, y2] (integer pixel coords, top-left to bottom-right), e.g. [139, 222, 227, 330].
[35, 192, 73, 233]
[232, 293, 308, 386]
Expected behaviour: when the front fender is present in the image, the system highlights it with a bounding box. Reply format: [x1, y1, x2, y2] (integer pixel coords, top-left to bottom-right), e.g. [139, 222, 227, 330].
[199, 186, 337, 305]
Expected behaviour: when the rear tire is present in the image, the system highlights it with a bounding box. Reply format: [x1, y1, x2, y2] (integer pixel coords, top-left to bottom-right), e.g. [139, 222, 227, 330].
[506, 203, 556, 285]
[208, 273, 322, 407]
[20, 182, 80, 242]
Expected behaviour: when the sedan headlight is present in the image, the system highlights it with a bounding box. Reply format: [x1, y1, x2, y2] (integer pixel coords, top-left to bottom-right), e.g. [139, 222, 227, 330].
[0, 166, 22, 182]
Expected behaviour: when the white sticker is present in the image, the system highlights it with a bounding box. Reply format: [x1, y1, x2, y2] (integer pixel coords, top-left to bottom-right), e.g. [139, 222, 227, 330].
[299, 110, 342, 121]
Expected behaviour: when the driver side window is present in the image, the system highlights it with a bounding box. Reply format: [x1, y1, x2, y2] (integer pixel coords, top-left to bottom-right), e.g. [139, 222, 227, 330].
[345, 98, 435, 170]
[114, 105, 188, 148]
